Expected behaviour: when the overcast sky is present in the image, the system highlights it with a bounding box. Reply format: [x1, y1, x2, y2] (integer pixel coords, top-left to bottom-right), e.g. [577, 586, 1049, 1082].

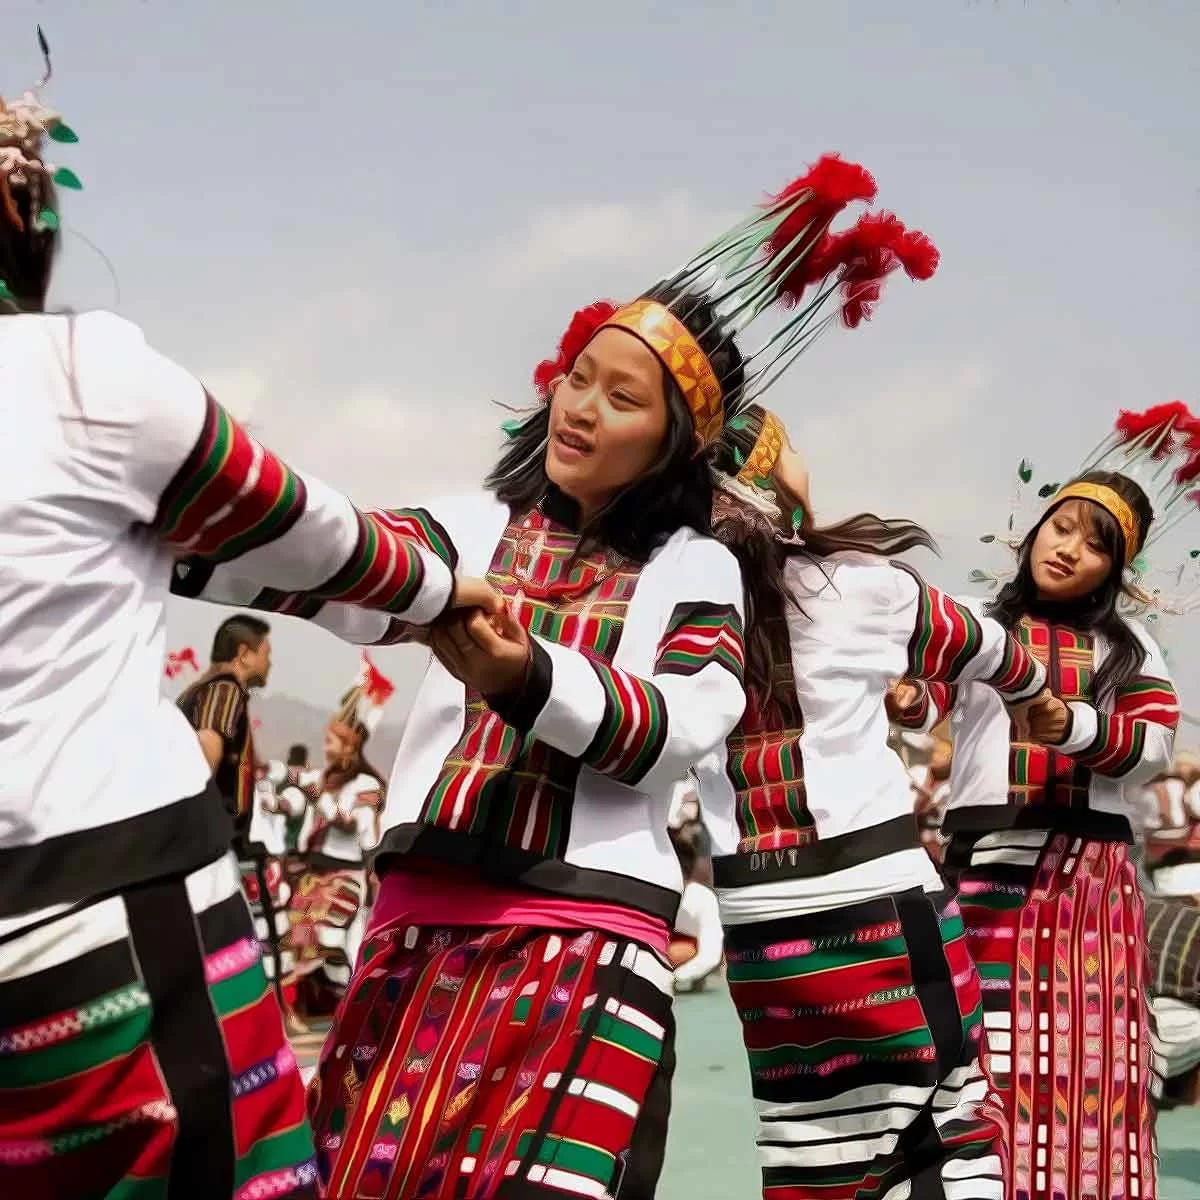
[8, 0, 1198, 727]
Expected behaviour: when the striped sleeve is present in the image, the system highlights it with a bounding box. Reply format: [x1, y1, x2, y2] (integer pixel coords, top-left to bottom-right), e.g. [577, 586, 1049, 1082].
[192, 680, 245, 739]
[891, 680, 957, 733]
[488, 536, 747, 793]
[164, 428, 459, 628]
[1058, 625, 1178, 782]
[892, 566, 1045, 704]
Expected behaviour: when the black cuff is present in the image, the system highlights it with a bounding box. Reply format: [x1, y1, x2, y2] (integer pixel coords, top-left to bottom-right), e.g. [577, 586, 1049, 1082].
[171, 555, 215, 598]
[486, 639, 552, 733]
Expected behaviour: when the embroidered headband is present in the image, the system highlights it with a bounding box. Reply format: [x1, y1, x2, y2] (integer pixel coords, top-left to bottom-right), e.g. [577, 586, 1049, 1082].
[1051, 482, 1139, 564]
[600, 299, 724, 446]
[735, 409, 786, 486]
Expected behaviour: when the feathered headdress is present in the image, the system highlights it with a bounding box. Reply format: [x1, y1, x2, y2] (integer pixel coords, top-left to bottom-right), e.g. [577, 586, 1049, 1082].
[972, 402, 1200, 626]
[526, 153, 937, 447]
[331, 652, 396, 741]
[0, 28, 81, 303]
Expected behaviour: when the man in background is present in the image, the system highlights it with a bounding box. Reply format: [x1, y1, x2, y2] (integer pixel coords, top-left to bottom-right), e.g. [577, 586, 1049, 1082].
[177, 614, 272, 850]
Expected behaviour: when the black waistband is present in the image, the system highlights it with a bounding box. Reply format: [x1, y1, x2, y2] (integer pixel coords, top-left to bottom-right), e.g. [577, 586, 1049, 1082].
[0, 782, 232, 921]
[375, 823, 681, 926]
[712, 813, 921, 890]
[941, 803, 1133, 844]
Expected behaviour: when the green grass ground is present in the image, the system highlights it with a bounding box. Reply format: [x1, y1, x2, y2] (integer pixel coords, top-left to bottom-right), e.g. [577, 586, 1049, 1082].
[295, 982, 1200, 1196]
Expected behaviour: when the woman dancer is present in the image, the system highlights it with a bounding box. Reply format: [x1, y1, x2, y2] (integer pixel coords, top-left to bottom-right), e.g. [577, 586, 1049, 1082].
[177, 154, 914, 1199]
[289, 661, 391, 1017]
[0, 34, 492, 1199]
[893, 405, 1194, 1199]
[697, 402, 1051, 1199]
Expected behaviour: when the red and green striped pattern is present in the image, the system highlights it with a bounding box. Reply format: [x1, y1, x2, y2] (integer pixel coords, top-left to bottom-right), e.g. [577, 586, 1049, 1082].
[728, 729, 812, 851]
[583, 662, 668, 786]
[907, 579, 983, 682]
[313, 510, 426, 614]
[370, 507, 458, 569]
[987, 633, 1042, 701]
[420, 698, 523, 832]
[0, 907, 316, 1199]
[154, 394, 306, 561]
[724, 891, 996, 1200]
[654, 601, 746, 680]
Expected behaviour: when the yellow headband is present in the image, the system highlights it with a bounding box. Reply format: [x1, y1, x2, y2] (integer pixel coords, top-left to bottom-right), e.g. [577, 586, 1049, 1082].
[1052, 482, 1140, 565]
[601, 299, 724, 446]
[736, 409, 785, 485]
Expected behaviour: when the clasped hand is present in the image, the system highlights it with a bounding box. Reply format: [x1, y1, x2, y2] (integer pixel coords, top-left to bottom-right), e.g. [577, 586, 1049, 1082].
[431, 574, 531, 696]
[1009, 688, 1071, 746]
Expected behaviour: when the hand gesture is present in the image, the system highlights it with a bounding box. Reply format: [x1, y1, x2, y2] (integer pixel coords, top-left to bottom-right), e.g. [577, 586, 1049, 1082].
[1025, 692, 1071, 746]
[450, 574, 504, 616]
[885, 679, 922, 722]
[431, 603, 531, 697]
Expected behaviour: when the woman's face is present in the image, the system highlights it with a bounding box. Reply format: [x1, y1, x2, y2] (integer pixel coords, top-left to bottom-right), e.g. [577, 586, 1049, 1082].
[545, 328, 672, 519]
[323, 727, 351, 764]
[1029, 498, 1114, 601]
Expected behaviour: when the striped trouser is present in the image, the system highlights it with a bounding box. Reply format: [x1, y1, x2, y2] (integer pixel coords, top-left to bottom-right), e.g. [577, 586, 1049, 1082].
[309, 924, 675, 1199]
[0, 853, 317, 1199]
[724, 887, 1003, 1200]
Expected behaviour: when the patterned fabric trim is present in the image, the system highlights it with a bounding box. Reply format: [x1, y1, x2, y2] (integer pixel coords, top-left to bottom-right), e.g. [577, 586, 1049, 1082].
[724, 888, 1001, 1199]
[311, 510, 426, 615]
[309, 924, 674, 1199]
[154, 394, 307, 561]
[653, 601, 746, 679]
[582, 662, 669, 787]
[1072, 674, 1180, 778]
[906, 577, 984, 683]
[369, 506, 460, 570]
[0, 866, 317, 1199]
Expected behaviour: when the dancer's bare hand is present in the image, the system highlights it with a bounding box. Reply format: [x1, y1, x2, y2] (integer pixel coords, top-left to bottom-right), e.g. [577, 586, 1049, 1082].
[450, 574, 503, 615]
[1025, 692, 1071, 746]
[431, 604, 531, 696]
[885, 679, 922, 722]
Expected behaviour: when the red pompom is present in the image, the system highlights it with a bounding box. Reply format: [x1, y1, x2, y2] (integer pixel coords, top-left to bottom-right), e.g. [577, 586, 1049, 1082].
[841, 279, 883, 328]
[1115, 401, 1194, 451]
[532, 300, 622, 401]
[896, 229, 940, 280]
[766, 154, 877, 303]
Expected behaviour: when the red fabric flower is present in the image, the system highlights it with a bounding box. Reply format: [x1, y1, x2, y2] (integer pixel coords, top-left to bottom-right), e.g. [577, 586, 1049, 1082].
[532, 300, 622, 401]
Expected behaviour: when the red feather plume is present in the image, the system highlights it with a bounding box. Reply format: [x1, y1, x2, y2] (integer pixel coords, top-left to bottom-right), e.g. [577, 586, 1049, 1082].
[1114, 401, 1193, 453]
[532, 301, 622, 401]
[765, 154, 877, 303]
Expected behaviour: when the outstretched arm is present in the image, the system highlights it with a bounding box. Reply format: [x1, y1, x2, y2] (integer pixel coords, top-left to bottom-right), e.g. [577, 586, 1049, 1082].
[439, 538, 748, 795]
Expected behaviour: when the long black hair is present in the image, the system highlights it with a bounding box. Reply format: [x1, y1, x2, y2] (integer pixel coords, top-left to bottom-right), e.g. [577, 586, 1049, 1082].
[711, 403, 937, 715]
[0, 177, 57, 313]
[486, 285, 740, 561]
[986, 469, 1155, 699]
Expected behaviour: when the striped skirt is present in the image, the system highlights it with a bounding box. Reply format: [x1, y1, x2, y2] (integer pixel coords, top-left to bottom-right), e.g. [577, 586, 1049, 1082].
[724, 888, 1002, 1200]
[309, 924, 675, 1199]
[0, 853, 317, 1199]
[946, 829, 1160, 1200]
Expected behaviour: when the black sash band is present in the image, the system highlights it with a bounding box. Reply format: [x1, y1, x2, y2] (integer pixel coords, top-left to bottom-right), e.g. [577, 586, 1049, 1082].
[941, 802, 1132, 844]
[712, 813, 921, 890]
